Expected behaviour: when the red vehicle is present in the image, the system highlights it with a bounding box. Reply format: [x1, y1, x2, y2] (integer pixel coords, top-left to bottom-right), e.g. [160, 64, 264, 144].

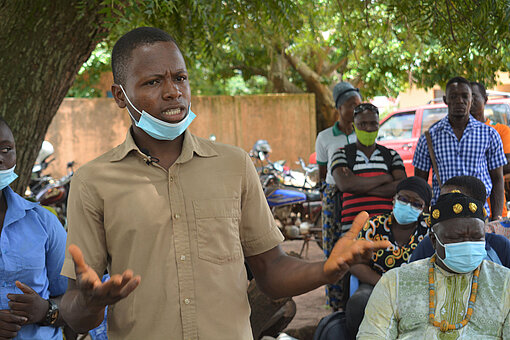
[377, 91, 510, 176]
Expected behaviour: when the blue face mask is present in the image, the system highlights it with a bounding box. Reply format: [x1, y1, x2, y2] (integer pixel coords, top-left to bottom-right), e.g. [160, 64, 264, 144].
[393, 200, 422, 224]
[0, 165, 18, 191]
[435, 234, 486, 273]
[119, 85, 196, 141]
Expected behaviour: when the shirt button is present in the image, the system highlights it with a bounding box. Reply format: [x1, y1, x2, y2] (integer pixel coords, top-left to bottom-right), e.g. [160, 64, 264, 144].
[180, 255, 186, 261]
[184, 298, 191, 305]
[174, 213, 180, 220]
[169, 176, 174, 182]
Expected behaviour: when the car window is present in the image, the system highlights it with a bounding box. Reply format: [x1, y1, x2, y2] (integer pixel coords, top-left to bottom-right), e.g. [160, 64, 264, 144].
[485, 104, 510, 125]
[378, 111, 415, 141]
[421, 108, 448, 133]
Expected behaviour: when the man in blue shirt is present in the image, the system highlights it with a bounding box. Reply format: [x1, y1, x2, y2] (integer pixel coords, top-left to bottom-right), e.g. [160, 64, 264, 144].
[413, 76, 506, 219]
[0, 118, 67, 339]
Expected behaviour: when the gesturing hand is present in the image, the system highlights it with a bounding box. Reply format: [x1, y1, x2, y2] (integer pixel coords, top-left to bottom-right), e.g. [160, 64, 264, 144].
[7, 281, 47, 324]
[323, 211, 391, 283]
[0, 310, 26, 340]
[69, 244, 141, 310]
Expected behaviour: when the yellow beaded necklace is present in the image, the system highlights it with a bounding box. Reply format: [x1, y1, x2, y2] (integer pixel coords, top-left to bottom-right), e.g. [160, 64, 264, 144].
[428, 255, 480, 332]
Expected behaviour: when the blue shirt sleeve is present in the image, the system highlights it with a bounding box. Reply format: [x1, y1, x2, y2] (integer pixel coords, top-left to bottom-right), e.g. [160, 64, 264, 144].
[409, 235, 435, 262]
[486, 127, 508, 170]
[412, 134, 431, 172]
[39, 207, 68, 296]
[485, 233, 510, 269]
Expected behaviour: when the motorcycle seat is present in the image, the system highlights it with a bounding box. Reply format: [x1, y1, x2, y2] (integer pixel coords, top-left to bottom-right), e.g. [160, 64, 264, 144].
[305, 191, 321, 201]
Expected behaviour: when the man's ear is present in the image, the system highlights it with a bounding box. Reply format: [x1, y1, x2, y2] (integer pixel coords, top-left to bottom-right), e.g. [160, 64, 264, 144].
[111, 84, 127, 109]
[443, 95, 448, 105]
[429, 229, 437, 251]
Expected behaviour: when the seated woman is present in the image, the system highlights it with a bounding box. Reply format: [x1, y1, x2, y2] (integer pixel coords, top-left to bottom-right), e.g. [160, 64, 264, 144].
[0, 118, 68, 339]
[345, 176, 432, 339]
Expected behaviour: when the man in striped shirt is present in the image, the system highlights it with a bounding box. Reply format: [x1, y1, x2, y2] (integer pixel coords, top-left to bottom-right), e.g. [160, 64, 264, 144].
[331, 103, 406, 233]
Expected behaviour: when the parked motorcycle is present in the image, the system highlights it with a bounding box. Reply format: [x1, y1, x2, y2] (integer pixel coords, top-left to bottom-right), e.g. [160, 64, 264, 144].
[250, 140, 322, 256]
[26, 141, 74, 228]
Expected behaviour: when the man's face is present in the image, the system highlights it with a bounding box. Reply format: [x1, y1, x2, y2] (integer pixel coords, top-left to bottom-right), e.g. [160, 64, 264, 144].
[430, 217, 485, 261]
[353, 111, 379, 133]
[113, 41, 191, 124]
[0, 124, 16, 170]
[337, 95, 361, 124]
[470, 85, 487, 122]
[443, 82, 472, 119]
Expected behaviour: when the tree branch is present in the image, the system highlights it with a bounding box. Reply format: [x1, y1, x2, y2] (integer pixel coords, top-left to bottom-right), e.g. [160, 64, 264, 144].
[269, 51, 304, 93]
[445, 0, 457, 43]
[321, 57, 348, 77]
[231, 65, 267, 77]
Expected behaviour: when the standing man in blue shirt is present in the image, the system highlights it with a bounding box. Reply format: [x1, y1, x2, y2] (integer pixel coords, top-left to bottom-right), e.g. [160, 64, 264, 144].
[0, 118, 68, 339]
[413, 76, 507, 219]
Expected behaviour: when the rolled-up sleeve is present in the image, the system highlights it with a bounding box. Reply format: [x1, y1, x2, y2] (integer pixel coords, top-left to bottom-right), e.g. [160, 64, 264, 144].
[239, 152, 284, 257]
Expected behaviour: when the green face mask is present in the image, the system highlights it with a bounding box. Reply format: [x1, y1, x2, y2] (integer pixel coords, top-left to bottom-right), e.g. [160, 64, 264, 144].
[354, 126, 379, 146]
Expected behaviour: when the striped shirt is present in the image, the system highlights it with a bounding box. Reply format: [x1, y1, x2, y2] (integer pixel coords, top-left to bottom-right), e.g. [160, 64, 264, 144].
[330, 145, 405, 231]
[413, 116, 507, 209]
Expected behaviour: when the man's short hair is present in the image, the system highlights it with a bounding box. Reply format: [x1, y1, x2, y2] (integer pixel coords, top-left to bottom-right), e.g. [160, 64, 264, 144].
[0, 117, 11, 131]
[112, 27, 178, 85]
[445, 76, 471, 93]
[470, 81, 487, 99]
[353, 103, 379, 117]
[442, 176, 487, 202]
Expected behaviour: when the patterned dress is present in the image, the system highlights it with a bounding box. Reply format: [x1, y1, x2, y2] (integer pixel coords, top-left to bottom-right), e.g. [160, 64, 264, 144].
[358, 259, 510, 339]
[358, 213, 429, 274]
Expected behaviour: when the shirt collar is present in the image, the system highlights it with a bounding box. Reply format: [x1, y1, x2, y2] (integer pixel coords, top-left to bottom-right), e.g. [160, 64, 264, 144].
[110, 129, 218, 163]
[3, 186, 39, 227]
[438, 115, 477, 135]
[332, 122, 354, 137]
[175, 130, 218, 164]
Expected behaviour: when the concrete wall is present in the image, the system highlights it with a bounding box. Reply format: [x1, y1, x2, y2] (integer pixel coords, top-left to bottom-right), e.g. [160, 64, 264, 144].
[44, 94, 316, 178]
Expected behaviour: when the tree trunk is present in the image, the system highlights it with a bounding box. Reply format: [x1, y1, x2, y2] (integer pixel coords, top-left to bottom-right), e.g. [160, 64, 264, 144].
[283, 52, 338, 133]
[269, 52, 304, 94]
[0, 0, 109, 194]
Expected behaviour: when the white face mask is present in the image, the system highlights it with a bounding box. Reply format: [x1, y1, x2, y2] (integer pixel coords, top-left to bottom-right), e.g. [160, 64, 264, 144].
[119, 85, 196, 140]
[0, 165, 18, 190]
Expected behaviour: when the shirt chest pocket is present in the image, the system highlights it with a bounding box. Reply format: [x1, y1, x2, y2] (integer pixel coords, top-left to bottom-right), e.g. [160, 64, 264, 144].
[193, 198, 242, 264]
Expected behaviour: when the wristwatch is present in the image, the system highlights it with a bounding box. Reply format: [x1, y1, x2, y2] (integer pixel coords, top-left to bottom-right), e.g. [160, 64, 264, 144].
[42, 299, 59, 326]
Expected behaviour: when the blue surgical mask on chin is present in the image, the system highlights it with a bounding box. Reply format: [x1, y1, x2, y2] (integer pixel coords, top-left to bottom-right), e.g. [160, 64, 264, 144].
[435, 234, 486, 273]
[119, 85, 196, 141]
[0, 165, 18, 191]
[393, 200, 422, 224]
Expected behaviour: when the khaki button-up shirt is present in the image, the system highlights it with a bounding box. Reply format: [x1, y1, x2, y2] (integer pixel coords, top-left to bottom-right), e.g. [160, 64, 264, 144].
[61, 130, 284, 340]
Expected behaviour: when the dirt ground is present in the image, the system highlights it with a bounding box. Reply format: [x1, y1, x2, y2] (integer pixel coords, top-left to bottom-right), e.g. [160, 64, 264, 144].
[280, 240, 331, 338]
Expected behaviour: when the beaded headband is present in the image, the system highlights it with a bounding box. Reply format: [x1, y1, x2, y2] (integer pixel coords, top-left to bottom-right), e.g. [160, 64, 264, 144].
[429, 192, 486, 226]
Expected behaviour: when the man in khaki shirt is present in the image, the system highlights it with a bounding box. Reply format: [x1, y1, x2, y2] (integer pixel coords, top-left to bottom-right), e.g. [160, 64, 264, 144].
[60, 27, 389, 340]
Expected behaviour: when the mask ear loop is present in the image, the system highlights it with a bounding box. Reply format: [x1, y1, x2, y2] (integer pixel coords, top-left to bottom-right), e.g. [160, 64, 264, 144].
[119, 85, 142, 123]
